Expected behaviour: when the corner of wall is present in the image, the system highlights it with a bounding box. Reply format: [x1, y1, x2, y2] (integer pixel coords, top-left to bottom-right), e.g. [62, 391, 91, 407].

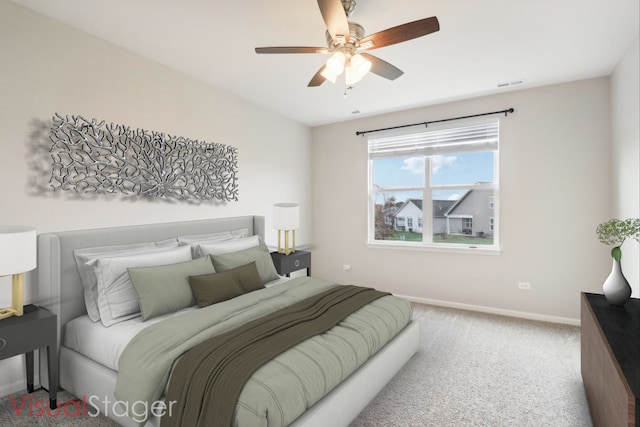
[610, 35, 640, 297]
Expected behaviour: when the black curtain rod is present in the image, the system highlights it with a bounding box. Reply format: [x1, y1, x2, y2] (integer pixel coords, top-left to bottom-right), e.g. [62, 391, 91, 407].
[355, 108, 515, 136]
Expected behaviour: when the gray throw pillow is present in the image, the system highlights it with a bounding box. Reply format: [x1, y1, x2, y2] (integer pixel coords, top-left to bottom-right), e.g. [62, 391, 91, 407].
[189, 271, 245, 308]
[128, 256, 216, 321]
[225, 262, 265, 293]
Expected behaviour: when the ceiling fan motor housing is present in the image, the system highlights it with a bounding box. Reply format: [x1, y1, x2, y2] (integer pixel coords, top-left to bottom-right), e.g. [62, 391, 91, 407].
[325, 22, 365, 51]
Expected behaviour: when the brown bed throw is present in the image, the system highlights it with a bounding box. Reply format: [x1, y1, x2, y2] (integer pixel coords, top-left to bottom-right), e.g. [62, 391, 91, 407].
[162, 284, 389, 427]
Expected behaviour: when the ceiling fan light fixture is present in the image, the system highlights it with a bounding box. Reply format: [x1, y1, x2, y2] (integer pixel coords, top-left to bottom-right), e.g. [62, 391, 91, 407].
[351, 53, 371, 78]
[326, 51, 346, 75]
[320, 67, 338, 83]
[255, 1, 440, 89]
[344, 64, 363, 85]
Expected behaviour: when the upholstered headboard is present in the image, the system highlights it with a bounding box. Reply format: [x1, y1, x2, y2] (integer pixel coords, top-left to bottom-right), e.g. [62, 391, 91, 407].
[37, 216, 265, 349]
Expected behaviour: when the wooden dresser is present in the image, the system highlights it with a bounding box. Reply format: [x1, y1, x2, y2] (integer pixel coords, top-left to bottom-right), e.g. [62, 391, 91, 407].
[581, 293, 639, 427]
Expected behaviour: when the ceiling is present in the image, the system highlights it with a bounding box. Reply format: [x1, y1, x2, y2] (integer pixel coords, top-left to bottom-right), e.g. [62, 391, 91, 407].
[11, 0, 640, 127]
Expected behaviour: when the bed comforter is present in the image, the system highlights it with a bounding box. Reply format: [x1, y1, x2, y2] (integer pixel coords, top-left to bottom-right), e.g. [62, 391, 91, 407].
[115, 277, 412, 426]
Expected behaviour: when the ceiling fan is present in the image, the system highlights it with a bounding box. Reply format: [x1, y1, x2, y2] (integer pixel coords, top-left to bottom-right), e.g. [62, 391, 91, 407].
[255, 0, 440, 87]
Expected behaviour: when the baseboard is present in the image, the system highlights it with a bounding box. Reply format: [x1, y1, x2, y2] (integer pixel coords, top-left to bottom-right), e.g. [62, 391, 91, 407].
[396, 294, 580, 326]
[0, 378, 27, 399]
[0, 356, 40, 399]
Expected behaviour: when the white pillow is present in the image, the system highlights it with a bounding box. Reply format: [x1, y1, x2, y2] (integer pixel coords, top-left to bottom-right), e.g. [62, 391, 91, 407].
[177, 228, 249, 246]
[195, 235, 260, 257]
[74, 239, 179, 322]
[94, 246, 192, 327]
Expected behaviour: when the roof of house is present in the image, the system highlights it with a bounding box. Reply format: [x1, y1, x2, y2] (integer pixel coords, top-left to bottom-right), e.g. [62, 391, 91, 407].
[433, 200, 456, 218]
[408, 199, 422, 210]
[443, 190, 472, 216]
[394, 198, 456, 218]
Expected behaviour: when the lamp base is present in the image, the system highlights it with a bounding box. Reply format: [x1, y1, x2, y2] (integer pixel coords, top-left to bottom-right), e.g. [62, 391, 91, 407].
[277, 230, 296, 256]
[0, 273, 24, 320]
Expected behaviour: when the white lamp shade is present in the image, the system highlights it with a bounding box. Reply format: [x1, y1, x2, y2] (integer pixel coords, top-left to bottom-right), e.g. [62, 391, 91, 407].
[273, 203, 300, 230]
[0, 225, 37, 275]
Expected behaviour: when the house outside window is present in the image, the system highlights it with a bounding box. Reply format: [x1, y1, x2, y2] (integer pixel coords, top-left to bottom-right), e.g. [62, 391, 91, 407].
[368, 119, 500, 251]
[464, 218, 473, 233]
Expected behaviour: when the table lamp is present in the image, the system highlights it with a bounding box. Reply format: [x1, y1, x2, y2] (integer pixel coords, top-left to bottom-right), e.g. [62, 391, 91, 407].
[273, 203, 299, 255]
[0, 225, 36, 320]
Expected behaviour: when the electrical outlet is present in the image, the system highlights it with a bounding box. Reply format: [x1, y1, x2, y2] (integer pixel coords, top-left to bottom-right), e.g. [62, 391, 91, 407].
[343, 264, 351, 271]
[518, 282, 531, 290]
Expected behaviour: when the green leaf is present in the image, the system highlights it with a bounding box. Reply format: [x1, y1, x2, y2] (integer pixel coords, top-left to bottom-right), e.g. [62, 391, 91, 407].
[611, 246, 622, 262]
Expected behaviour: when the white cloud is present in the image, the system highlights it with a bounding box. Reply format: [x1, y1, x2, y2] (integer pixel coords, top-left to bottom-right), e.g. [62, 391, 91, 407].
[401, 155, 457, 175]
[432, 155, 456, 174]
[401, 157, 424, 174]
[448, 193, 462, 200]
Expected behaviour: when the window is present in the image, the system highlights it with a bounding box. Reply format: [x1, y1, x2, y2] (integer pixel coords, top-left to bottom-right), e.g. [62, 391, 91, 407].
[368, 120, 499, 251]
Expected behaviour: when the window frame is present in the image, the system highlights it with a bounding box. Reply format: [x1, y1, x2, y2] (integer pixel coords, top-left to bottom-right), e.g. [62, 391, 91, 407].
[367, 119, 501, 254]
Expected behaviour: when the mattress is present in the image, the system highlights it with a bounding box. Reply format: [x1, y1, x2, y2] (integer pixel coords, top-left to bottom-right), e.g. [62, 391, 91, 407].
[64, 276, 291, 371]
[64, 306, 199, 370]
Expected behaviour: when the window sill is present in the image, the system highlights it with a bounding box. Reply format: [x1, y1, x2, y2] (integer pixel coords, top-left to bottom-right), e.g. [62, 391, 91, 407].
[366, 240, 501, 255]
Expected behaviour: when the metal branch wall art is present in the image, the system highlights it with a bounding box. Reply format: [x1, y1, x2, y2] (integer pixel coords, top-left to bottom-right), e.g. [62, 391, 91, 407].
[48, 114, 238, 202]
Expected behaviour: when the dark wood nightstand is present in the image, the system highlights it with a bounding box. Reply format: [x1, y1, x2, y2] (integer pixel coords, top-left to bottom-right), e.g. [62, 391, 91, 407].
[0, 305, 58, 409]
[271, 250, 311, 277]
[581, 293, 639, 426]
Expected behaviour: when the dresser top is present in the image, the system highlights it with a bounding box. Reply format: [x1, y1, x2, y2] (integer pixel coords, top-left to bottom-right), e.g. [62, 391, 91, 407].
[584, 292, 640, 398]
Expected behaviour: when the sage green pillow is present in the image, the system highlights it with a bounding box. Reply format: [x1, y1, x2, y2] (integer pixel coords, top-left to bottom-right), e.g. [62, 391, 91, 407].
[128, 256, 216, 321]
[209, 243, 279, 284]
[189, 270, 245, 308]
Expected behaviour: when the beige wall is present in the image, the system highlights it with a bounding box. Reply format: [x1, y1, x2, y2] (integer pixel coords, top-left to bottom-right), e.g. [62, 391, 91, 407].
[312, 77, 613, 324]
[611, 36, 640, 297]
[0, 2, 311, 396]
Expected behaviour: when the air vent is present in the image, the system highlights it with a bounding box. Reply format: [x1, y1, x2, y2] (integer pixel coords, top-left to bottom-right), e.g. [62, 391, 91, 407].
[497, 79, 525, 88]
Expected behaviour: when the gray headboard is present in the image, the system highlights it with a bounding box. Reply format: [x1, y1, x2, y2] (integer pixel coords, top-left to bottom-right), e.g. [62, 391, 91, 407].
[37, 215, 265, 349]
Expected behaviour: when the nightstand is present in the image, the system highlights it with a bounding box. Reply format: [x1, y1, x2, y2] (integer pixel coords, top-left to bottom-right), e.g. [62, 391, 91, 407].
[271, 250, 311, 277]
[0, 305, 58, 409]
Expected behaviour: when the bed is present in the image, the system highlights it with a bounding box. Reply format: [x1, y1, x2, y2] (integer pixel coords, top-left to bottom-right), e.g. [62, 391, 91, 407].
[36, 215, 419, 426]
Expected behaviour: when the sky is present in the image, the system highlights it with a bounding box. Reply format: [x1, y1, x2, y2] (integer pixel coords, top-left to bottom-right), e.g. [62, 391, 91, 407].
[372, 151, 494, 203]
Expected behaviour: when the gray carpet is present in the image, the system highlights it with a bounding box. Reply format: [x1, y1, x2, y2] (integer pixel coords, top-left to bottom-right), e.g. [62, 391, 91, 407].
[350, 303, 592, 427]
[0, 303, 592, 426]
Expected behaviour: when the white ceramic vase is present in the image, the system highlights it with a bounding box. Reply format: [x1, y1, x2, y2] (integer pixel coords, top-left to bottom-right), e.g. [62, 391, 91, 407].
[602, 258, 632, 305]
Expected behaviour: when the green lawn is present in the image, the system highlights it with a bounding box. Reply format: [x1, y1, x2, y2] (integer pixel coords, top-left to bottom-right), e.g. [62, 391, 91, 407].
[389, 231, 493, 245]
[390, 231, 423, 241]
[433, 234, 493, 245]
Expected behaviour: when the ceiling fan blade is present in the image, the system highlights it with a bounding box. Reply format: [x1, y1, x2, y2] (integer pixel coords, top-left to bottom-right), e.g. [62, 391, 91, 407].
[317, 0, 350, 43]
[360, 53, 404, 80]
[255, 47, 327, 54]
[359, 16, 439, 50]
[308, 65, 327, 87]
